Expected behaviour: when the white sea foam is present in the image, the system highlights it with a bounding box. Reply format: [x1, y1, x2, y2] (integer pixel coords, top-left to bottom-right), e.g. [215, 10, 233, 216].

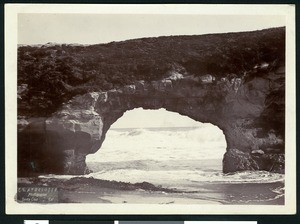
[83, 127, 284, 190]
[86, 126, 226, 163]
[84, 169, 284, 188]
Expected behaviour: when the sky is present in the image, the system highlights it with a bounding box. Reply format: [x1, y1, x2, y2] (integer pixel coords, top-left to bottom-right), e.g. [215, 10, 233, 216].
[110, 108, 203, 129]
[18, 14, 285, 45]
[18, 13, 285, 128]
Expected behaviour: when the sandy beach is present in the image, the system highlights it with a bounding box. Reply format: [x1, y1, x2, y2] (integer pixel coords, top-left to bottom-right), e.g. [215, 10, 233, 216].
[17, 177, 284, 205]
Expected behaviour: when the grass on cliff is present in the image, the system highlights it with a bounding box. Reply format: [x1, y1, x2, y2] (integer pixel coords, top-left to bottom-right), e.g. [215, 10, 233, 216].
[18, 27, 285, 117]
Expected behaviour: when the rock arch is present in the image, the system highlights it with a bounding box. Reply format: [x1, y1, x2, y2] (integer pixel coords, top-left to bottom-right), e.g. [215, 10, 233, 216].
[18, 66, 285, 176]
[17, 28, 286, 176]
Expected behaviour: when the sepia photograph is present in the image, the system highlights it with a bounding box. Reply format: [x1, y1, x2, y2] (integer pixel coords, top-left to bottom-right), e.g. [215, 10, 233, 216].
[5, 4, 296, 214]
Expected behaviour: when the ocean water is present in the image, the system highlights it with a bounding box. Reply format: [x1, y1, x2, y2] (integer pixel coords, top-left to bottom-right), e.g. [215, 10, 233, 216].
[41, 126, 284, 204]
[84, 126, 284, 204]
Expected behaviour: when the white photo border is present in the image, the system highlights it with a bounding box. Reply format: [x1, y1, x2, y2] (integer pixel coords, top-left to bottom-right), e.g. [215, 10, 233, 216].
[5, 4, 296, 215]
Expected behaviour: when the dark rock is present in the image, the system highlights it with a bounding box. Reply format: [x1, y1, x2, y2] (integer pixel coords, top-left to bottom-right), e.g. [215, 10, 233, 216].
[265, 148, 282, 153]
[223, 148, 259, 173]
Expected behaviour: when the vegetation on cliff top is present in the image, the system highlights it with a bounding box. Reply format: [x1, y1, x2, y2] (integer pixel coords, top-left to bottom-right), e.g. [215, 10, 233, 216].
[18, 27, 285, 116]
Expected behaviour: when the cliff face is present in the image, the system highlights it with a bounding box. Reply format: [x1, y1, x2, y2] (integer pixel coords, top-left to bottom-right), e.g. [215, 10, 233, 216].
[17, 28, 285, 176]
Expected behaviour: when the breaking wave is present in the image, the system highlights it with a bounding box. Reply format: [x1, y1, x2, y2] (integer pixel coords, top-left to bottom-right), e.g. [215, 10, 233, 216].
[87, 126, 226, 163]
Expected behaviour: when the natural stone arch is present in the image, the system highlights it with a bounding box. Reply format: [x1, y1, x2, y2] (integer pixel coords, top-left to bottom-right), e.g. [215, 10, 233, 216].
[17, 28, 286, 176]
[18, 66, 285, 176]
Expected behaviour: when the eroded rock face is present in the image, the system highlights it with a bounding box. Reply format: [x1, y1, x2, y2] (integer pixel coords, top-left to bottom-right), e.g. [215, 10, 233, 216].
[18, 63, 285, 175]
[17, 28, 285, 176]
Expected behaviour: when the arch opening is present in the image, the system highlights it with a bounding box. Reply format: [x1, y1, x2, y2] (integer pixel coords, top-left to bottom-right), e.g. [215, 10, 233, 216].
[86, 108, 227, 188]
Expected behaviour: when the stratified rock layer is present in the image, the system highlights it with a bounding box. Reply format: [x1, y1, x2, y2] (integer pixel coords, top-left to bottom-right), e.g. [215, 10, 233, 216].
[17, 28, 285, 176]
